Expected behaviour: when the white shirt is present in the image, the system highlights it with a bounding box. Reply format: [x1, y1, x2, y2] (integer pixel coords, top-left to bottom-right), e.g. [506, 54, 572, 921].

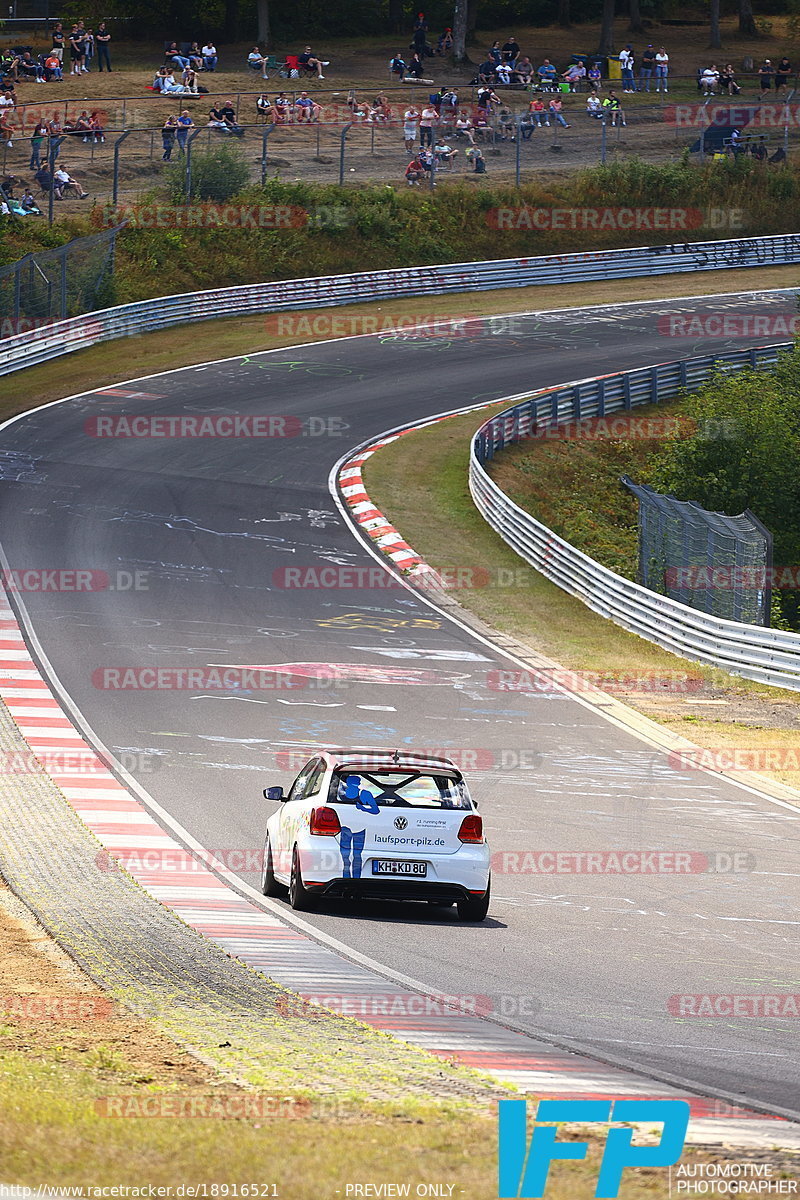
[620, 50, 633, 69]
[403, 109, 419, 122]
[202, 44, 215, 55]
[0, 95, 14, 108]
[655, 52, 669, 65]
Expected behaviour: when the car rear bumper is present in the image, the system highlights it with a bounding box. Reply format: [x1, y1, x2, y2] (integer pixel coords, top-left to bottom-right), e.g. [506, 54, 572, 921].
[318, 878, 486, 903]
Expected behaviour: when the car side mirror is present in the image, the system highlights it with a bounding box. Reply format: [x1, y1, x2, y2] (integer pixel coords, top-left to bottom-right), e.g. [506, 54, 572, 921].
[264, 786, 285, 801]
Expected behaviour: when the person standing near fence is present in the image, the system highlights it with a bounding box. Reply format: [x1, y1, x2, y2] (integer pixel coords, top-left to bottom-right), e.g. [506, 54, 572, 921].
[176, 110, 194, 153]
[620, 45, 635, 93]
[639, 44, 655, 92]
[161, 114, 178, 161]
[419, 103, 437, 147]
[96, 24, 112, 72]
[655, 46, 669, 92]
[68, 26, 84, 76]
[51, 22, 65, 64]
[29, 121, 46, 168]
[403, 104, 419, 153]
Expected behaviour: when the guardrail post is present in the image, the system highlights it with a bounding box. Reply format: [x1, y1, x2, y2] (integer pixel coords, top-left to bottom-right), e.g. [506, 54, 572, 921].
[112, 129, 132, 207]
[261, 123, 275, 184]
[623, 373, 632, 410]
[652, 365, 659, 404]
[597, 377, 605, 417]
[338, 123, 353, 185]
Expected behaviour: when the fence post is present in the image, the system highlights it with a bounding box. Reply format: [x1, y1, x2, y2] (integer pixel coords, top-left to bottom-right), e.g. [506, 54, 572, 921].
[185, 127, 204, 199]
[112, 129, 132, 206]
[59, 246, 68, 320]
[261, 123, 275, 185]
[13, 260, 21, 325]
[600, 113, 607, 164]
[338, 122, 352, 185]
[515, 115, 522, 185]
[47, 136, 65, 228]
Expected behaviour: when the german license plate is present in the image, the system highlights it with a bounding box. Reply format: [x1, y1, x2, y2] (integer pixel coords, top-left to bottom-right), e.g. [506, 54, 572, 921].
[372, 859, 427, 877]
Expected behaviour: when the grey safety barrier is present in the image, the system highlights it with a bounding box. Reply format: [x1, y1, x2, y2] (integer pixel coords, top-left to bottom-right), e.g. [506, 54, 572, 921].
[469, 342, 800, 690]
[2, 231, 800, 377]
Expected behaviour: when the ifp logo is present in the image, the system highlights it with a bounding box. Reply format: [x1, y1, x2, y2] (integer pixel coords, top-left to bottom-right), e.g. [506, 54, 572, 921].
[498, 1099, 690, 1197]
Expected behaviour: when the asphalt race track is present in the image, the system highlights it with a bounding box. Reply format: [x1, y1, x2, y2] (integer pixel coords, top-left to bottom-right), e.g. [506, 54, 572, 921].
[3, 290, 800, 1118]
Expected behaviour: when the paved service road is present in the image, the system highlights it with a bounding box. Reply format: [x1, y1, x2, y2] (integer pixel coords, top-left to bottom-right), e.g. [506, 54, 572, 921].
[3, 292, 799, 1116]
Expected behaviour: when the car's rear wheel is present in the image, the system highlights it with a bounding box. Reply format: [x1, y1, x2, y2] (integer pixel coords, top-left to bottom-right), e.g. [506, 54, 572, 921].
[289, 846, 318, 911]
[261, 835, 286, 897]
[457, 877, 490, 922]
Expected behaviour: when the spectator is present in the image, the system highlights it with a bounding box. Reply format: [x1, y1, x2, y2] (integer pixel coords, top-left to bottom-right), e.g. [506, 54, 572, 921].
[436, 28, 453, 56]
[18, 53, 46, 82]
[162, 114, 178, 160]
[95, 23, 112, 72]
[413, 12, 428, 34]
[202, 41, 218, 72]
[298, 46, 326, 79]
[548, 96, 570, 127]
[68, 26, 84, 75]
[454, 112, 476, 142]
[54, 164, 88, 197]
[419, 102, 438, 147]
[528, 96, 550, 127]
[273, 92, 291, 122]
[640, 44, 656, 91]
[775, 56, 792, 93]
[90, 110, 105, 142]
[495, 60, 511, 85]
[188, 43, 204, 71]
[586, 93, 602, 118]
[536, 59, 558, 89]
[407, 52, 425, 79]
[390, 53, 406, 80]
[759, 59, 774, 95]
[182, 65, 200, 93]
[403, 104, 419, 152]
[295, 90, 321, 122]
[74, 110, 93, 140]
[256, 93, 274, 122]
[655, 46, 669, 92]
[477, 58, 496, 84]
[83, 29, 95, 70]
[412, 16, 429, 56]
[165, 43, 190, 70]
[588, 61, 602, 90]
[433, 136, 457, 165]
[465, 145, 485, 172]
[161, 70, 188, 94]
[496, 105, 515, 139]
[20, 188, 39, 213]
[29, 121, 46, 168]
[700, 64, 719, 96]
[0, 89, 13, 110]
[501, 36, 520, 62]
[477, 84, 500, 115]
[562, 61, 586, 90]
[51, 21, 65, 64]
[43, 53, 62, 81]
[36, 164, 60, 198]
[719, 63, 741, 96]
[0, 109, 13, 147]
[218, 99, 244, 136]
[513, 56, 534, 84]
[248, 47, 270, 77]
[602, 89, 625, 126]
[438, 86, 458, 121]
[620, 45, 635, 93]
[489, 40, 502, 66]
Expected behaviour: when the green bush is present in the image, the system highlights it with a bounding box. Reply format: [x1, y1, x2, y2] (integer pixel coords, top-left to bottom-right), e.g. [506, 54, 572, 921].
[166, 142, 250, 203]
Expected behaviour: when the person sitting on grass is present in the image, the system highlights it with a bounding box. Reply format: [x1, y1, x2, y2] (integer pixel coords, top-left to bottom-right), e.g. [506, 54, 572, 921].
[536, 58, 558, 89]
[202, 42, 218, 71]
[436, 28, 453, 55]
[455, 112, 476, 142]
[390, 53, 406, 80]
[20, 187, 40, 213]
[433, 136, 457, 165]
[513, 56, 534, 84]
[18, 52, 46, 82]
[165, 42, 190, 70]
[188, 42, 204, 70]
[295, 90, 321, 122]
[54, 164, 88, 197]
[248, 47, 269, 76]
[182, 65, 200, 93]
[298, 46, 327, 79]
[256, 92, 274, 121]
[586, 92, 603, 118]
[407, 51, 425, 79]
[563, 61, 586, 91]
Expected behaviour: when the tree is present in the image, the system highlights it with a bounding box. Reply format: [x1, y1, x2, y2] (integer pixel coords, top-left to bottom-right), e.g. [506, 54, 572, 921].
[710, 0, 721, 49]
[598, 0, 615, 56]
[628, 0, 644, 35]
[257, 0, 270, 46]
[452, 0, 468, 63]
[558, 0, 571, 28]
[389, 0, 403, 35]
[739, 0, 758, 38]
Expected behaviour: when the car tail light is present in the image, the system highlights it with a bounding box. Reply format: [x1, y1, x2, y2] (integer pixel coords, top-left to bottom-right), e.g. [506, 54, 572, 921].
[309, 806, 341, 836]
[458, 814, 484, 843]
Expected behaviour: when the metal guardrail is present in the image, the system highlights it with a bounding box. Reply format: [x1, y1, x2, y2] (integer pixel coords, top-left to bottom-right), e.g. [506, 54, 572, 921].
[469, 342, 800, 691]
[2, 231, 800, 377]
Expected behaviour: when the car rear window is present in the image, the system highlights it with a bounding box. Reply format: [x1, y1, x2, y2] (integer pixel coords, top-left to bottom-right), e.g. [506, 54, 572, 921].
[330, 770, 472, 810]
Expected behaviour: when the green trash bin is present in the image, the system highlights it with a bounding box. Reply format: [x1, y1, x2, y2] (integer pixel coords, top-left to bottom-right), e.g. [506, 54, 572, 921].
[559, 81, 571, 93]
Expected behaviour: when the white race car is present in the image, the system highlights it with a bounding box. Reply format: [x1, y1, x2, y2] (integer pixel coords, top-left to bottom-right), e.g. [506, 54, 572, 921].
[260, 747, 491, 921]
